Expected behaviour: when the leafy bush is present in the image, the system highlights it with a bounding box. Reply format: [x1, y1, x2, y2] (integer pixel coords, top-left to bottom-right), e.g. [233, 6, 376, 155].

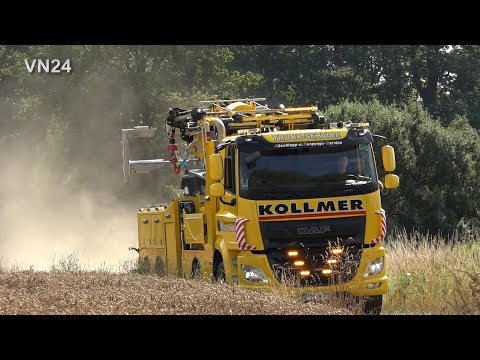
[325, 100, 480, 234]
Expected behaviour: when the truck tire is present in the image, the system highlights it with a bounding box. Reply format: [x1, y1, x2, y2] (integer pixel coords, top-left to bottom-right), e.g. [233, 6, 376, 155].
[142, 256, 151, 274]
[213, 261, 226, 284]
[363, 295, 383, 315]
[155, 257, 165, 277]
[192, 259, 201, 279]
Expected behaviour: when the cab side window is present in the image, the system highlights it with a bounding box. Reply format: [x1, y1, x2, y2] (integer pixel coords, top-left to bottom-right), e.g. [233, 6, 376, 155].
[224, 145, 236, 194]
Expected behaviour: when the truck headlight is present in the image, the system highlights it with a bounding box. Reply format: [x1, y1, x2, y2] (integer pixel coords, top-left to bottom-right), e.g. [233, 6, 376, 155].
[241, 265, 268, 284]
[364, 257, 384, 277]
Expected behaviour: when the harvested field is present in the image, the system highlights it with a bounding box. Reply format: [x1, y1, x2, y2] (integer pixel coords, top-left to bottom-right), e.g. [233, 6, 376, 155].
[0, 271, 350, 315]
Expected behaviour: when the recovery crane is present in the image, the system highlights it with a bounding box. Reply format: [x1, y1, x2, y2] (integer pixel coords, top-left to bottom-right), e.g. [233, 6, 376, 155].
[121, 98, 399, 314]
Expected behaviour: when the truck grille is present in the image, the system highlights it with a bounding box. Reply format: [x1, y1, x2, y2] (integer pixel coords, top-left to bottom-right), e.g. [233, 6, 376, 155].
[259, 216, 365, 286]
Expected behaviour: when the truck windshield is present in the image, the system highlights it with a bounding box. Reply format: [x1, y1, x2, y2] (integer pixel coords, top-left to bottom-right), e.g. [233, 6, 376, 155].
[239, 143, 378, 200]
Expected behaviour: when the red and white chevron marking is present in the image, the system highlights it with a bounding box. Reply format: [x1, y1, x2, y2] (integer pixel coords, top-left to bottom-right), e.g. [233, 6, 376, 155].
[235, 218, 256, 251]
[373, 208, 386, 244]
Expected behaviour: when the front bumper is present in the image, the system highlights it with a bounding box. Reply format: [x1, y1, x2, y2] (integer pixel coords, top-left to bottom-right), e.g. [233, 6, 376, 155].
[236, 244, 388, 296]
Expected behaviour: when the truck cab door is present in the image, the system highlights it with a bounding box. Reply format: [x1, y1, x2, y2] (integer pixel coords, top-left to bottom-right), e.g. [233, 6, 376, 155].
[219, 145, 238, 215]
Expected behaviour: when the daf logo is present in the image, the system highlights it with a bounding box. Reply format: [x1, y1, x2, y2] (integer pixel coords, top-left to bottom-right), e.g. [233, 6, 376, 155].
[297, 226, 331, 235]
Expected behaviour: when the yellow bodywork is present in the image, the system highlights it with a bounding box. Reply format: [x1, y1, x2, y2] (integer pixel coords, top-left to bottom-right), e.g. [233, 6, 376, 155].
[133, 100, 394, 302]
[214, 190, 387, 296]
[236, 245, 387, 296]
[138, 190, 388, 297]
[138, 164, 388, 299]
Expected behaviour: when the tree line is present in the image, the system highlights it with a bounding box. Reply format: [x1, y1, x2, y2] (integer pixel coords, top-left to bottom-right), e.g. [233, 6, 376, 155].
[0, 45, 478, 234]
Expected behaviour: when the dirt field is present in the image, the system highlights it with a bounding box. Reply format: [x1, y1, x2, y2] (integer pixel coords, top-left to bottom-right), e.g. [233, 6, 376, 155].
[0, 271, 350, 315]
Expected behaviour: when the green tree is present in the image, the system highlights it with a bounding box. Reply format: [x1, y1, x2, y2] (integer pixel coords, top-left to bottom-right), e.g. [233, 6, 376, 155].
[325, 100, 480, 234]
[231, 45, 480, 128]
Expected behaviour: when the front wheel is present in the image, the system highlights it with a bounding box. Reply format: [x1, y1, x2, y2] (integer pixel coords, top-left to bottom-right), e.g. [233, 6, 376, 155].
[213, 261, 226, 284]
[362, 295, 383, 315]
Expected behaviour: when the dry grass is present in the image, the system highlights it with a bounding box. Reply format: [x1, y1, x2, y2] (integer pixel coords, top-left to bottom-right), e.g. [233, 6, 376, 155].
[384, 228, 480, 314]
[1, 229, 478, 315]
[0, 269, 350, 315]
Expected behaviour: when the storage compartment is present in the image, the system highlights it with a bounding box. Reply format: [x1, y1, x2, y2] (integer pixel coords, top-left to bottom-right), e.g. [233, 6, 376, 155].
[182, 212, 206, 244]
[138, 213, 153, 247]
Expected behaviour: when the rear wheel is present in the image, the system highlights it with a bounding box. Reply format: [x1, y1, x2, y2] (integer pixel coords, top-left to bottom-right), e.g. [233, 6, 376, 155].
[155, 257, 165, 276]
[141, 256, 151, 274]
[213, 261, 226, 284]
[192, 259, 201, 279]
[362, 295, 383, 315]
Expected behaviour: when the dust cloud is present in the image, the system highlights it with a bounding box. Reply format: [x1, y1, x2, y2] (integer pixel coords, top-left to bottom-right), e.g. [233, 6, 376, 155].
[0, 143, 141, 271]
[0, 52, 167, 271]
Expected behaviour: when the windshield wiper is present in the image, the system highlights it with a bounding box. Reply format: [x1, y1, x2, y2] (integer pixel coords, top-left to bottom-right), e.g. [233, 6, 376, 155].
[345, 181, 365, 193]
[345, 174, 370, 181]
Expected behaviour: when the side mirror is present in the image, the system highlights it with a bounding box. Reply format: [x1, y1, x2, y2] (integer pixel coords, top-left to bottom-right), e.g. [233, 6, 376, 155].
[209, 153, 223, 180]
[381, 145, 396, 172]
[210, 183, 225, 197]
[385, 174, 399, 189]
